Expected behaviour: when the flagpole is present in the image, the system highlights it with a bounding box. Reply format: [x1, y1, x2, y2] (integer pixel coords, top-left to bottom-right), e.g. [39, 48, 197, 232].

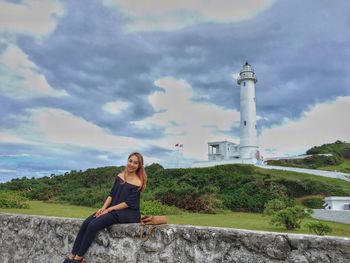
[180, 144, 183, 167]
[176, 146, 179, 168]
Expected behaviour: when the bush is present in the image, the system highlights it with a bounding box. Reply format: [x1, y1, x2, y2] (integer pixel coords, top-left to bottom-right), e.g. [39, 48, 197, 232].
[141, 200, 182, 215]
[155, 184, 222, 213]
[263, 199, 287, 216]
[277, 178, 346, 197]
[306, 221, 332, 236]
[0, 191, 30, 209]
[276, 179, 309, 197]
[220, 176, 289, 212]
[302, 197, 324, 209]
[269, 205, 312, 230]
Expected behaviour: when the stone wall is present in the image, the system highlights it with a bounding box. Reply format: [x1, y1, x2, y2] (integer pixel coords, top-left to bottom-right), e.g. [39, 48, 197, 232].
[0, 213, 349, 263]
[313, 209, 350, 224]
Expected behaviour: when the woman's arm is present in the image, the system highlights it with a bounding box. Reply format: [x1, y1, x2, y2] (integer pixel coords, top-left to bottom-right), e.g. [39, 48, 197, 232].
[96, 201, 128, 217]
[107, 202, 128, 212]
[102, 196, 112, 209]
[95, 196, 112, 217]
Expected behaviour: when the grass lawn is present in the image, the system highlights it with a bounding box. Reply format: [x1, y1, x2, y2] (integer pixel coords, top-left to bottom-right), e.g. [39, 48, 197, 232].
[0, 200, 96, 219]
[1, 201, 349, 237]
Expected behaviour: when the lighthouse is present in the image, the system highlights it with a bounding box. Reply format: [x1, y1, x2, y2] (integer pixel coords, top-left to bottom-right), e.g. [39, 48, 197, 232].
[192, 62, 260, 168]
[237, 62, 259, 159]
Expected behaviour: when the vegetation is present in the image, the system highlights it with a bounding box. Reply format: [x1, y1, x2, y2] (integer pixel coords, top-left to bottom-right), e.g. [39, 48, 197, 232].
[1, 161, 350, 214]
[306, 140, 350, 158]
[0, 191, 29, 209]
[141, 200, 182, 215]
[1, 141, 349, 236]
[269, 205, 312, 230]
[267, 155, 342, 169]
[306, 221, 332, 236]
[0, 201, 348, 237]
[263, 198, 289, 216]
[263, 199, 313, 231]
[302, 197, 324, 209]
[267, 141, 350, 173]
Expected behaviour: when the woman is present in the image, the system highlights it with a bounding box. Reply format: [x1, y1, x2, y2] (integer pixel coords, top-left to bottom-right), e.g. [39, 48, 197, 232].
[64, 152, 147, 263]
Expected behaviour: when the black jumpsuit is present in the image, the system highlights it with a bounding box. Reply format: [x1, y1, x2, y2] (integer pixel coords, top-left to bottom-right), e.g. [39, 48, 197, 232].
[71, 175, 141, 256]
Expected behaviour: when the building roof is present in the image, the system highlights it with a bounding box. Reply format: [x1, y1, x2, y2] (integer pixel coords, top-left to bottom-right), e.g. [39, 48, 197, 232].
[208, 140, 239, 145]
[324, 196, 350, 201]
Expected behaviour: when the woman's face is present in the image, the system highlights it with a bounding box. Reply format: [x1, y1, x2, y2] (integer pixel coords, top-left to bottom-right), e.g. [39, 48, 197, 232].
[127, 155, 140, 173]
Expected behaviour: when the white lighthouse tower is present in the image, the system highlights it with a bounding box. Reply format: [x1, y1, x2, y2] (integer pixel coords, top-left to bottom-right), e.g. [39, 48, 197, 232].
[237, 62, 259, 159]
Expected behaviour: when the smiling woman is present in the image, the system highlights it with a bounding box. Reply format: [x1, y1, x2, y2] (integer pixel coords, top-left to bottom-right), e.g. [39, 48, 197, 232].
[63, 152, 147, 263]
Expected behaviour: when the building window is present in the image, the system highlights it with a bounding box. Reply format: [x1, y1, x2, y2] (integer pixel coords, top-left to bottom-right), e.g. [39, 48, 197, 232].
[244, 121, 246, 126]
[243, 82, 246, 86]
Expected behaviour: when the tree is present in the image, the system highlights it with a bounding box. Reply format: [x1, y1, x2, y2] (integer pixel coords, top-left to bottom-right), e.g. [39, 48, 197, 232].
[269, 205, 312, 230]
[306, 221, 332, 236]
[263, 199, 287, 216]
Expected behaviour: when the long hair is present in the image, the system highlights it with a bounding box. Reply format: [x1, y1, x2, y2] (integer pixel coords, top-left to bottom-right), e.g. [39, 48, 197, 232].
[123, 152, 147, 192]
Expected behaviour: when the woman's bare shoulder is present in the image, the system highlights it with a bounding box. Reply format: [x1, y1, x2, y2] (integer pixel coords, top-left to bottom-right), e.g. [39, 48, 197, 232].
[131, 177, 142, 187]
[117, 172, 124, 180]
[128, 175, 142, 187]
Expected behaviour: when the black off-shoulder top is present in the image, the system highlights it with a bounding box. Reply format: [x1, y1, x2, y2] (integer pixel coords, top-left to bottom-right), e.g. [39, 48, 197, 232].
[108, 175, 141, 223]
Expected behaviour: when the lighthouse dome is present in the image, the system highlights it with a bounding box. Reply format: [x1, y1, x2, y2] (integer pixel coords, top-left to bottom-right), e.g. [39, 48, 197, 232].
[237, 61, 257, 84]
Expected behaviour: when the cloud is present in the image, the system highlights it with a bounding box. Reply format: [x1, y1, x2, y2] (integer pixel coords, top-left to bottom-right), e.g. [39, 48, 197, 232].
[132, 76, 240, 160]
[0, 0, 64, 36]
[104, 0, 275, 31]
[0, 132, 29, 144]
[102, 100, 129, 114]
[0, 45, 68, 98]
[25, 108, 141, 151]
[259, 96, 350, 157]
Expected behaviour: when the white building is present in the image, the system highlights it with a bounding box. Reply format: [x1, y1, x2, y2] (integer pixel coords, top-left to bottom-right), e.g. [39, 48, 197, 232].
[323, 196, 350, 210]
[194, 62, 259, 168]
[208, 141, 240, 161]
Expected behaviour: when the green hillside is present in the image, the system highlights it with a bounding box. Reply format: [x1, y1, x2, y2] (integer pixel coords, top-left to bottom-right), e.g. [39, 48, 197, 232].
[267, 141, 350, 173]
[307, 140, 350, 157]
[1, 163, 349, 214]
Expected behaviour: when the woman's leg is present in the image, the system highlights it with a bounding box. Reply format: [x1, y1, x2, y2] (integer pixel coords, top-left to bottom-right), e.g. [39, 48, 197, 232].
[76, 213, 119, 257]
[71, 213, 96, 255]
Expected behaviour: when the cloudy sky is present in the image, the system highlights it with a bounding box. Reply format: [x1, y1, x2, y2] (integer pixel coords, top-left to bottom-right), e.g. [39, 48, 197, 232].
[1, 0, 349, 181]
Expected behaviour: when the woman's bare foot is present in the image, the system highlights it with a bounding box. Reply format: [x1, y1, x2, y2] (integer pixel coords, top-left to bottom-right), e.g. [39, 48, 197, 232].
[68, 253, 75, 260]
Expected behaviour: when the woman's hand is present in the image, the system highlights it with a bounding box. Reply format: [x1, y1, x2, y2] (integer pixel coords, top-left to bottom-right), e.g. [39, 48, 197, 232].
[95, 208, 111, 218]
[95, 208, 106, 217]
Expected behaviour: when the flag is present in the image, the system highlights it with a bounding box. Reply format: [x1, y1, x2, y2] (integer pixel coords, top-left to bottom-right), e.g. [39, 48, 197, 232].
[175, 143, 179, 147]
[179, 144, 183, 147]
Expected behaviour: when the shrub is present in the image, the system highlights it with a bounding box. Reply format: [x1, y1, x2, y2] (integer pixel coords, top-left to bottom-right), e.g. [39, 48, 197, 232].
[155, 184, 222, 213]
[220, 176, 289, 212]
[276, 179, 309, 197]
[141, 200, 182, 215]
[277, 178, 346, 197]
[302, 197, 324, 209]
[269, 205, 312, 230]
[0, 191, 30, 209]
[263, 199, 287, 216]
[306, 221, 332, 236]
